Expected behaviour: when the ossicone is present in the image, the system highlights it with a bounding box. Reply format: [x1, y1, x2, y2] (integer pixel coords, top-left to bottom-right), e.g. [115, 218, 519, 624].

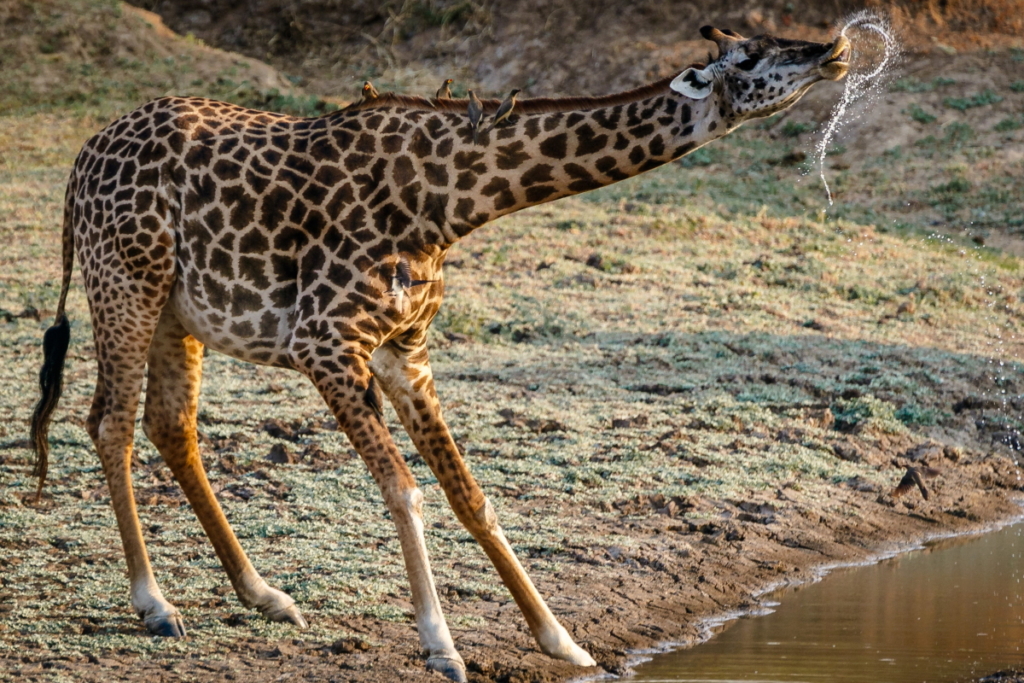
[700, 25, 745, 57]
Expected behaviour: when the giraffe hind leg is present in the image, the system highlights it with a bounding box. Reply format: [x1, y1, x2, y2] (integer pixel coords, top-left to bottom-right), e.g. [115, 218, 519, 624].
[84, 293, 185, 636]
[142, 312, 306, 628]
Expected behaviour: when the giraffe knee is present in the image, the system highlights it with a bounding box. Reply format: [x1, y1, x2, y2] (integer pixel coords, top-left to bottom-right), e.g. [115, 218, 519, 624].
[141, 408, 186, 452]
[86, 414, 102, 443]
[471, 498, 498, 535]
[86, 394, 108, 442]
[94, 413, 124, 447]
[403, 487, 425, 519]
[141, 410, 168, 448]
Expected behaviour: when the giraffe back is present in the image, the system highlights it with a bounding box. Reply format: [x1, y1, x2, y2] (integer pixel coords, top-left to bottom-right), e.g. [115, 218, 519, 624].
[69, 97, 453, 368]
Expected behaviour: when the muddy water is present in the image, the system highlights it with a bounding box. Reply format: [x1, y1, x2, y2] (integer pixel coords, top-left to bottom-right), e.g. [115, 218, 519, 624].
[634, 522, 1024, 683]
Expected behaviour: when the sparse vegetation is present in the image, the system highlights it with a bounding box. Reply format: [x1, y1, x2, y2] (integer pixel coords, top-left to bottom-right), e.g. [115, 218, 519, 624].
[930, 177, 973, 219]
[914, 121, 976, 157]
[995, 116, 1024, 132]
[895, 403, 944, 426]
[832, 396, 906, 434]
[890, 77, 956, 93]
[943, 89, 1004, 111]
[906, 103, 937, 123]
[781, 120, 816, 137]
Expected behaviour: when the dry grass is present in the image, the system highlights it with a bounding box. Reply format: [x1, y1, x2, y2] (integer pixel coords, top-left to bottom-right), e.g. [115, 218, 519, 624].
[0, 0, 333, 118]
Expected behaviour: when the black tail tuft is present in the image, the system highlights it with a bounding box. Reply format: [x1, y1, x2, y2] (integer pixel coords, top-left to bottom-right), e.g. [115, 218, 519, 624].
[30, 314, 71, 501]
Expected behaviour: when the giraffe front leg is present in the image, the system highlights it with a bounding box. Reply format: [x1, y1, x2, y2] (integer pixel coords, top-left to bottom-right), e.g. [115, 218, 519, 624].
[299, 345, 465, 682]
[371, 342, 597, 669]
[395, 487, 466, 681]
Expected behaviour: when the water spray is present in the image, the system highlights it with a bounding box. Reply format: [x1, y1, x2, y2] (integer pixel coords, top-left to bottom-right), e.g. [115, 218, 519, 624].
[816, 11, 901, 206]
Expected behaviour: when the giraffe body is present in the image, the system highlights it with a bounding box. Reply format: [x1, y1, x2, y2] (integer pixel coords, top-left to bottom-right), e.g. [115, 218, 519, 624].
[31, 27, 850, 681]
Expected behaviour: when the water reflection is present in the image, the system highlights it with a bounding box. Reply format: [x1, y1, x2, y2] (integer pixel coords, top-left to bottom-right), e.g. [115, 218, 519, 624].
[635, 523, 1024, 683]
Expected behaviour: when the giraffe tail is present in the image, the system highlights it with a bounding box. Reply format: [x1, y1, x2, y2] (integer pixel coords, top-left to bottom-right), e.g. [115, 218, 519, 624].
[30, 170, 76, 502]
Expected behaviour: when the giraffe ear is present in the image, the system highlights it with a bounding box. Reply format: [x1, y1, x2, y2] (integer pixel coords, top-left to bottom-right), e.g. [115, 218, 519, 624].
[670, 67, 714, 99]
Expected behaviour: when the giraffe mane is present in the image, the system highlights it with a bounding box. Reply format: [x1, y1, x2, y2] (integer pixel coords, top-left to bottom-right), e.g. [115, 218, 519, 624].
[342, 67, 706, 115]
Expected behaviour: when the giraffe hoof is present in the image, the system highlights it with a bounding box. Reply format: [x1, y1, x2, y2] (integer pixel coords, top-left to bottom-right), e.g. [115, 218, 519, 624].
[264, 603, 308, 629]
[563, 645, 597, 668]
[143, 611, 187, 638]
[537, 626, 597, 667]
[426, 656, 467, 683]
[547, 641, 596, 667]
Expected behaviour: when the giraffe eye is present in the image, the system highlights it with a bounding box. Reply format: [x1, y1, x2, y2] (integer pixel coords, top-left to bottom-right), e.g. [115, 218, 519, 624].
[737, 56, 760, 70]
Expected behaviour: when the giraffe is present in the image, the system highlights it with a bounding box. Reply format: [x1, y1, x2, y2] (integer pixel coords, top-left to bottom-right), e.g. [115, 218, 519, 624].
[30, 26, 850, 682]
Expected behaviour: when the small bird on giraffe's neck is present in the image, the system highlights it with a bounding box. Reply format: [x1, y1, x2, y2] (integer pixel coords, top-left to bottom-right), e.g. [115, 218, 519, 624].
[467, 90, 483, 142]
[362, 81, 379, 101]
[485, 89, 521, 132]
[436, 78, 453, 100]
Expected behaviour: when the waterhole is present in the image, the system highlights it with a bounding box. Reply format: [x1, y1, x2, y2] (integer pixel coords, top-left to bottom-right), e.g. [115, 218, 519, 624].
[634, 522, 1024, 682]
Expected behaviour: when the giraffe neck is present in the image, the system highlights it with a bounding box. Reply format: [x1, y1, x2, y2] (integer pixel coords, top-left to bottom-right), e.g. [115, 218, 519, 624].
[444, 89, 725, 242]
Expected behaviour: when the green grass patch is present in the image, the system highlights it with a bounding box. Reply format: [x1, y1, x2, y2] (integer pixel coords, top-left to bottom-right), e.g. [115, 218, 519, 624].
[889, 77, 956, 92]
[832, 396, 907, 435]
[216, 85, 339, 117]
[943, 89, 1004, 111]
[931, 177, 972, 194]
[915, 121, 975, 157]
[994, 116, 1023, 132]
[781, 121, 816, 137]
[929, 176, 972, 219]
[906, 103, 937, 124]
[678, 146, 723, 167]
[895, 404, 944, 426]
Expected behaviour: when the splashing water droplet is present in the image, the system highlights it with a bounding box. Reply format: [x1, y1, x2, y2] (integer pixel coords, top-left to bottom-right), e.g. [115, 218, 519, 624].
[817, 11, 901, 206]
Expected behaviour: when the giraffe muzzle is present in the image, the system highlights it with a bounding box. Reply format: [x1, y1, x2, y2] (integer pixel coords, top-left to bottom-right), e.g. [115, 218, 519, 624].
[818, 36, 852, 80]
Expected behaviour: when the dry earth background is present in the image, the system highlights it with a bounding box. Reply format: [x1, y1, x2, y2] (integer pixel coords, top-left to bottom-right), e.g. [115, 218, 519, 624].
[1, 0, 1024, 681]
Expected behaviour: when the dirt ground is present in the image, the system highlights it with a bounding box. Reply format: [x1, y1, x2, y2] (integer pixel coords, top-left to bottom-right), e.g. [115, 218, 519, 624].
[3, 193, 1023, 683]
[2, 481, 1022, 683]
[1, 1, 1024, 682]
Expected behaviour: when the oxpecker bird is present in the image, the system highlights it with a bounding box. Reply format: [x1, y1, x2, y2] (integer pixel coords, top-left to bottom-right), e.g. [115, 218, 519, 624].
[362, 81, 379, 101]
[386, 259, 436, 314]
[467, 89, 483, 142]
[485, 88, 521, 132]
[436, 78, 454, 100]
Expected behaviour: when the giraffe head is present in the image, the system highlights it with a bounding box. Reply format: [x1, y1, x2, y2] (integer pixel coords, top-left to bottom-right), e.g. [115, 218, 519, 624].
[671, 26, 851, 121]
